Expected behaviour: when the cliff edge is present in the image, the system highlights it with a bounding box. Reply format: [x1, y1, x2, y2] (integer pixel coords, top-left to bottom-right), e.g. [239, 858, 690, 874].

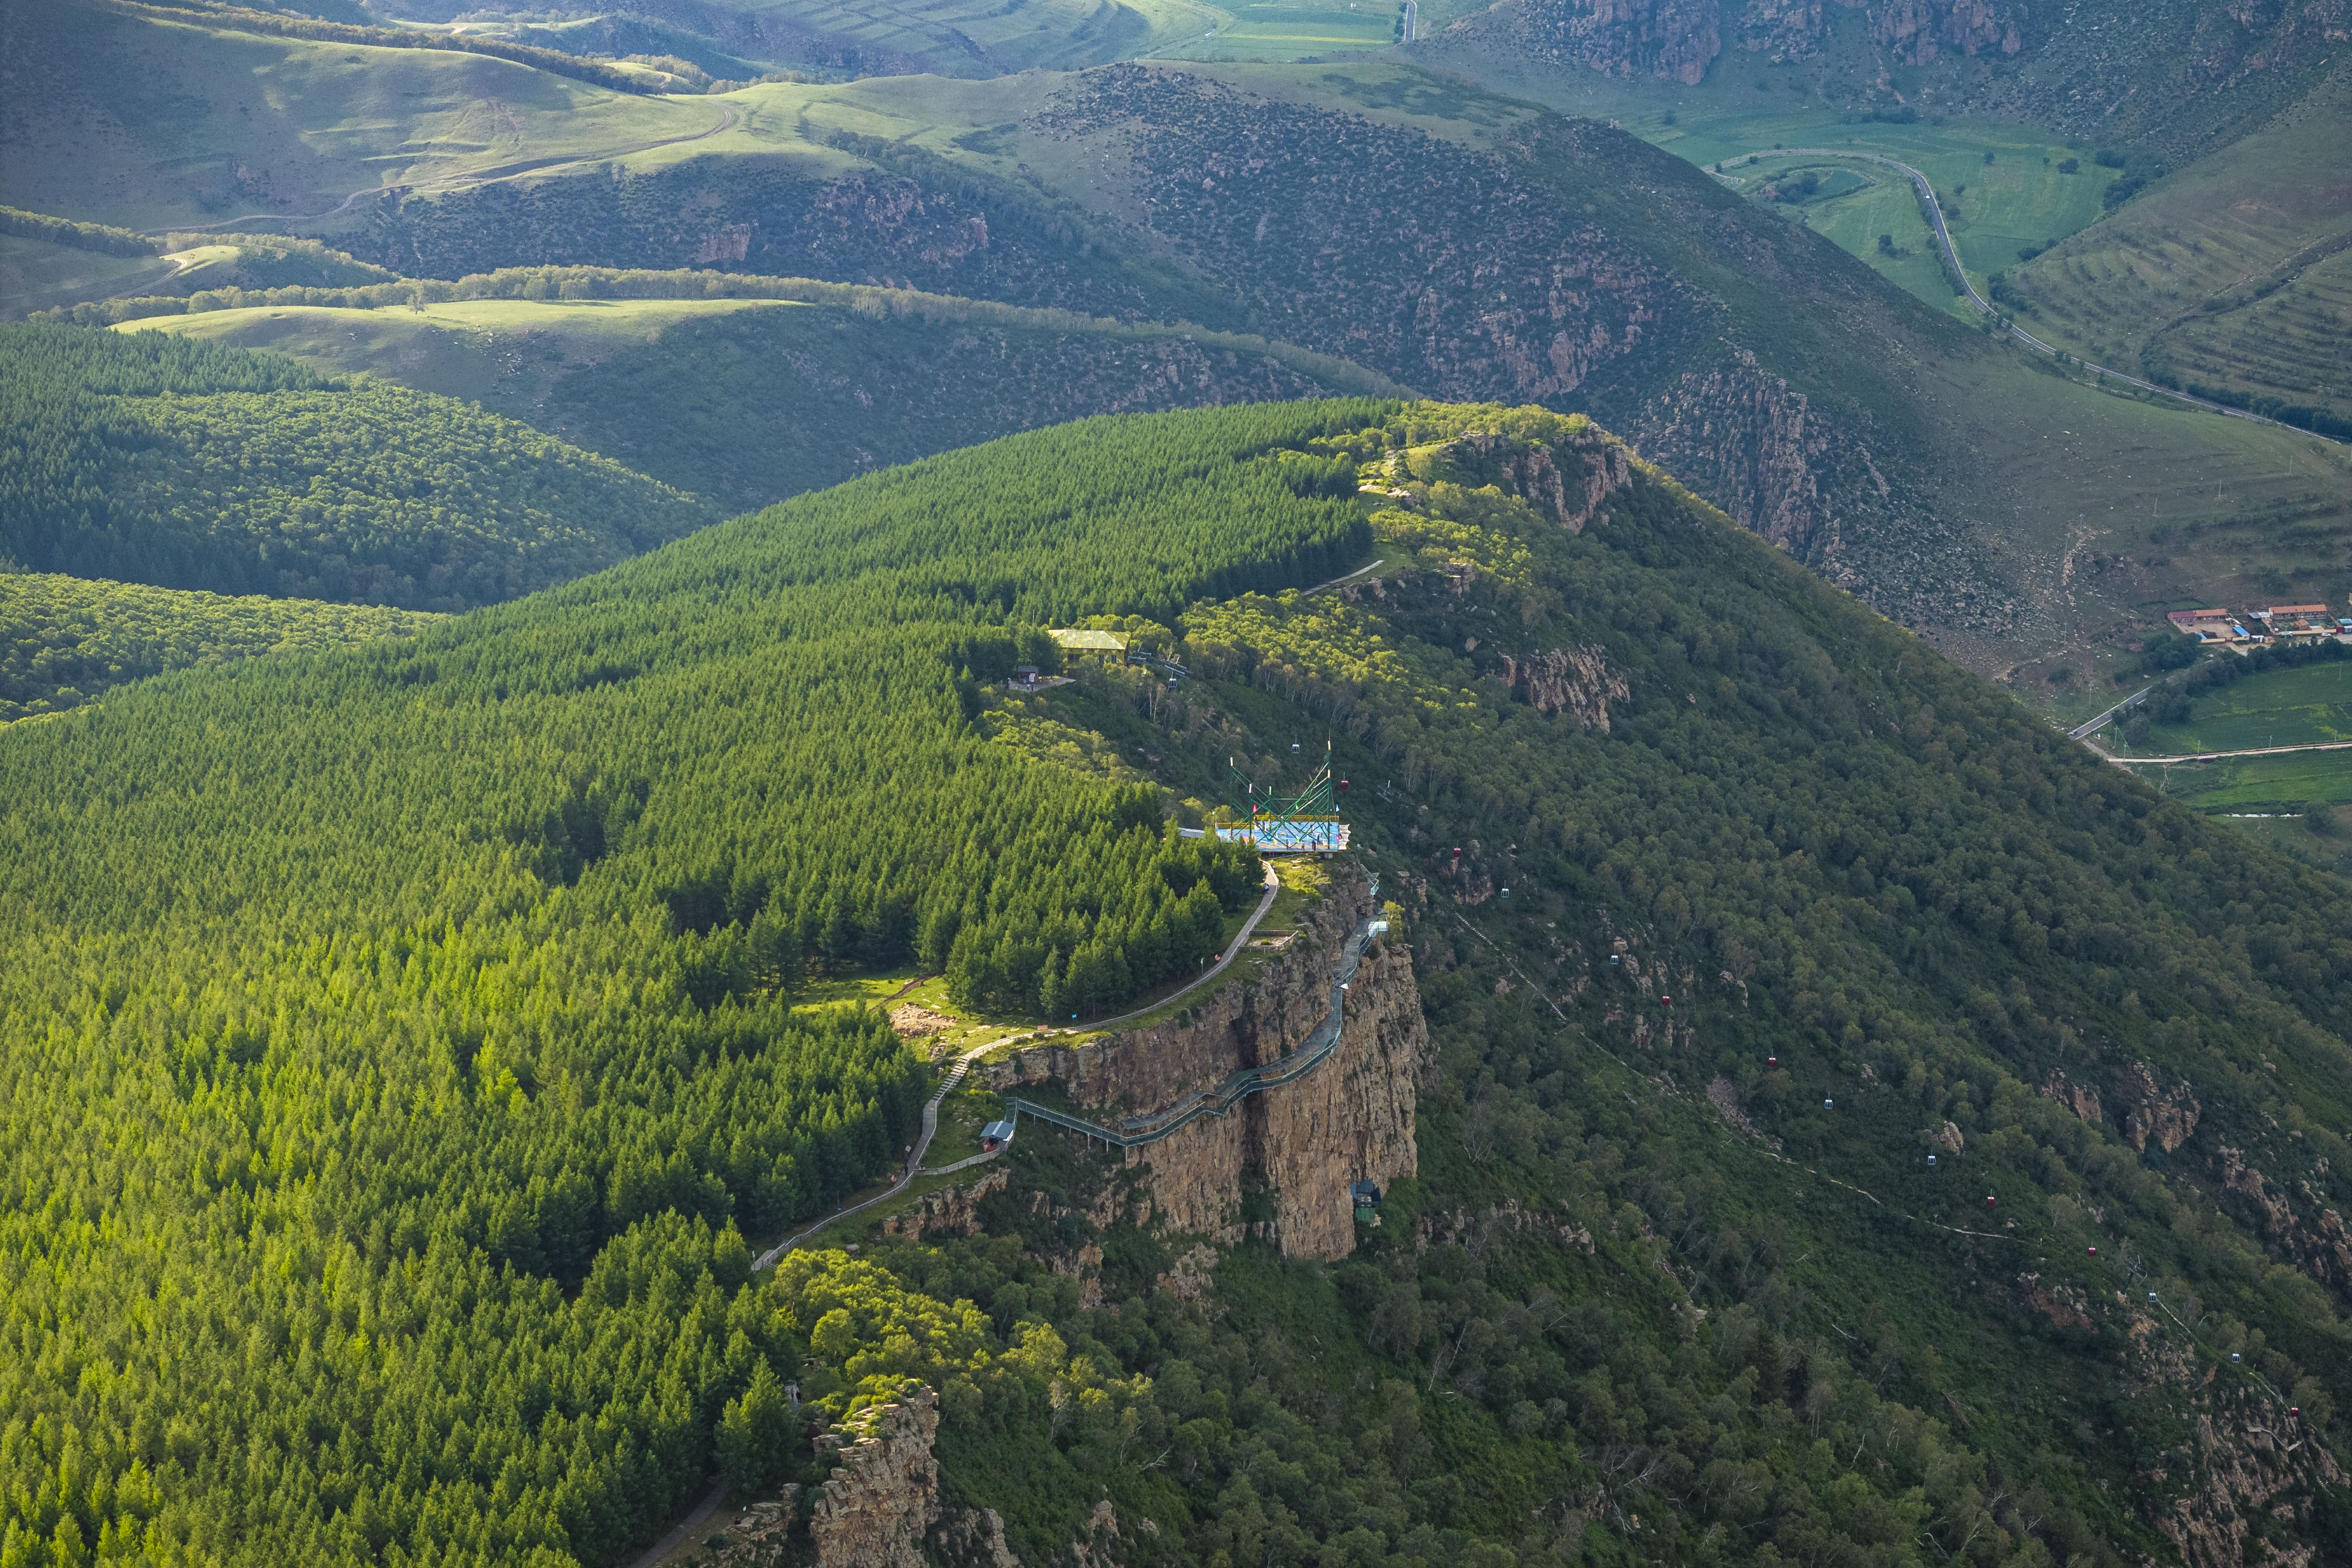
[980, 864, 1426, 1261]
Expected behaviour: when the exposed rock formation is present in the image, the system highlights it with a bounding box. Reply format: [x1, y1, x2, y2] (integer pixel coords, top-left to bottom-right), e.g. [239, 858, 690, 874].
[1483, 0, 1724, 83]
[1864, 0, 2025, 63]
[808, 1389, 943, 1568]
[882, 1167, 1010, 1244]
[2115, 1060, 2200, 1153]
[981, 866, 1424, 1261]
[2042, 1069, 2103, 1129]
[1502, 645, 1629, 729]
[1441, 427, 1632, 532]
[929, 1505, 1024, 1568]
[2215, 1145, 2352, 1294]
[1465, 0, 2019, 75]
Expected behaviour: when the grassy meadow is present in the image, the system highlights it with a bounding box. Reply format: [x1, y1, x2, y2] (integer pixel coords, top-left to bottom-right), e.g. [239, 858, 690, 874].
[1, 0, 717, 231]
[1152, 0, 1400, 61]
[2142, 659, 2352, 754]
[731, 0, 1226, 72]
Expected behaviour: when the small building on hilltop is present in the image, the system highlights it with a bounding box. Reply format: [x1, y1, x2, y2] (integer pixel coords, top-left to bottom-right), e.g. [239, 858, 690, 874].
[1048, 628, 1126, 662]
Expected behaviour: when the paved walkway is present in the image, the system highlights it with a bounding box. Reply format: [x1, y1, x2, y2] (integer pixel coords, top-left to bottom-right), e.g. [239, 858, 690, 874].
[1071, 863, 1282, 1032]
[748, 867, 1281, 1266]
[625, 1479, 727, 1568]
[752, 1039, 989, 1269]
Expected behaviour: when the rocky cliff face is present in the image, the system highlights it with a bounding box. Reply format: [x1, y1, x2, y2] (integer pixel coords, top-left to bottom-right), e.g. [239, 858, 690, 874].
[807, 1389, 944, 1568]
[1502, 645, 1629, 729]
[1481, 0, 1724, 83]
[981, 866, 1426, 1261]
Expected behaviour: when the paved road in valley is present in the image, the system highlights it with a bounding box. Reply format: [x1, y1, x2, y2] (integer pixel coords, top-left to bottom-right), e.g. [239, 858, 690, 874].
[2068, 684, 2156, 739]
[2101, 738, 2352, 766]
[1718, 150, 2339, 445]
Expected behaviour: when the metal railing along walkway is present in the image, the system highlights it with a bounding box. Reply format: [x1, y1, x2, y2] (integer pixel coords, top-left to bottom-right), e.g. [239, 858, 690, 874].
[1008, 913, 1388, 1150]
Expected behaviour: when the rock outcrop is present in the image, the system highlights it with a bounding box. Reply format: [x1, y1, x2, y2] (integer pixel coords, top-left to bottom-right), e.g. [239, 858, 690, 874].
[981, 866, 1424, 1261]
[1501, 645, 1629, 729]
[2115, 1060, 2199, 1154]
[882, 1167, 1010, 1244]
[2042, 1069, 2104, 1129]
[808, 1389, 943, 1568]
[1481, 0, 1724, 84]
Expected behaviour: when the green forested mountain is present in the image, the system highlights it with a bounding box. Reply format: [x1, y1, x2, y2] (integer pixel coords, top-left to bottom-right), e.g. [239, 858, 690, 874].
[2, 402, 2346, 1567]
[0, 321, 708, 610]
[0, 570, 442, 722]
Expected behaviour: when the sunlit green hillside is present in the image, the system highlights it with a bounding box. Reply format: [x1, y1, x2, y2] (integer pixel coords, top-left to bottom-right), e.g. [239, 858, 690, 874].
[3, 402, 2346, 1566]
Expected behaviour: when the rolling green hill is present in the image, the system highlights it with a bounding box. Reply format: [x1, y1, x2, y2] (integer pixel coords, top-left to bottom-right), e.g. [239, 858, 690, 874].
[0, 570, 444, 723]
[117, 284, 1401, 510]
[2, 401, 2346, 1567]
[318, 58, 2352, 686]
[9, 0, 2348, 684]
[0, 320, 708, 610]
[0, 0, 724, 231]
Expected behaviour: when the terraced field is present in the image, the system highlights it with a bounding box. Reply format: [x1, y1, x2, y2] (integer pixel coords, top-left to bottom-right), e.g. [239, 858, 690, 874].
[1152, 0, 1399, 60]
[2000, 75, 2352, 432]
[725, 0, 1226, 73]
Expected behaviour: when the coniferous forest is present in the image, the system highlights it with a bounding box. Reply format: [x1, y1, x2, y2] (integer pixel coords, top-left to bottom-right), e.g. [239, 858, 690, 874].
[0, 323, 708, 611]
[2, 400, 2347, 1567]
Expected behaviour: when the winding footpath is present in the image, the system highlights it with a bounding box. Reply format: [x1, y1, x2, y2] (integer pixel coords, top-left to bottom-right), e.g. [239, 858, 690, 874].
[1720, 149, 2339, 444]
[1078, 862, 1282, 1032]
[752, 1039, 992, 1270]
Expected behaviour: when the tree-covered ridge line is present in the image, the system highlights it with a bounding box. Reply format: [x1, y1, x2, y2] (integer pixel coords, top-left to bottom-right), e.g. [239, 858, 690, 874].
[916, 404, 2351, 1564]
[0, 322, 708, 611]
[0, 571, 444, 724]
[47, 265, 1410, 398]
[0, 204, 160, 258]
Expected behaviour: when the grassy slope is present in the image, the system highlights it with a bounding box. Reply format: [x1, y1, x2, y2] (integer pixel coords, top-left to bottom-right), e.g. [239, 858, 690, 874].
[712, 0, 1227, 75]
[0, 0, 712, 230]
[126, 294, 1379, 511]
[0, 569, 442, 722]
[2002, 69, 2352, 430]
[1148, 0, 1399, 61]
[0, 233, 180, 318]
